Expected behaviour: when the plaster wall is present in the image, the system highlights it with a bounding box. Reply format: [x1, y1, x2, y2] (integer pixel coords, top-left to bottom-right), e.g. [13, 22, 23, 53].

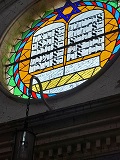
[0, 0, 120, 123]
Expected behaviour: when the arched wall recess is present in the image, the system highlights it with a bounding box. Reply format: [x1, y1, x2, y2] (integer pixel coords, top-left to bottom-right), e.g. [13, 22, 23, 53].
[1, 0, 120, 100]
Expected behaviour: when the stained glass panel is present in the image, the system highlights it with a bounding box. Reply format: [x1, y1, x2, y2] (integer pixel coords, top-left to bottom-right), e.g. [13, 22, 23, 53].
[3, 0, 120, 99]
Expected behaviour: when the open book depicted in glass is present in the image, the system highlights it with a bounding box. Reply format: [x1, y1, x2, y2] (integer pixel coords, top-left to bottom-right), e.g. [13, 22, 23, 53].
[4, 0, 120, 99]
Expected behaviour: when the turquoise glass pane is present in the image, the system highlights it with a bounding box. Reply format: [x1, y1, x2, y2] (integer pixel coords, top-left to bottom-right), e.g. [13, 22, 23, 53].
[31, 19, 40, 28]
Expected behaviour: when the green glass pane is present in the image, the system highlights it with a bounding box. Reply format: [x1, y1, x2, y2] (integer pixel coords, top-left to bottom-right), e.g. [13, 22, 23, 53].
[83, 0, 107, 1]
[14, 41, 22, 52]
[98, 0, 108, 2]
[8, 77, 16, 87]
[7, 66, 13, 76]
[22, 29, 30, 39]
[9, 53, 16, 63]
[14, 87, 22, 95]
[117, 8, 120, 12]
[42, 10, 54, 18]
[22, 94, 28, 99]
[31, 19, 40, 28]
[108, 1, 118, 8]
[83, 0, 94, 1]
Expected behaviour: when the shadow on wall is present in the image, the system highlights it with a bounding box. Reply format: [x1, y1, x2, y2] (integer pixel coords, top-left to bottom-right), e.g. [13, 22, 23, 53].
[0, 0, 19, 13]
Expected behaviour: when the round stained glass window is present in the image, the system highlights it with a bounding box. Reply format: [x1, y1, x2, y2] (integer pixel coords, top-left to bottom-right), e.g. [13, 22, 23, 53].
[2, 0, 120, 99]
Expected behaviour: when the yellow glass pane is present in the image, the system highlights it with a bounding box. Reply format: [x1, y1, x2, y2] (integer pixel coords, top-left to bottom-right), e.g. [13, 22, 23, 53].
[32, 84, 40, 92]
[66, 73, 82, 84]
[19, 63, 25, 70]
[105, 23, 114, 32]
[46, 16, 57, 25]
[94, 7, 103, 10]
[100, 51, 111, 62]
[63, 6, 73, 15]
[22, 74, 32, 84]
[19, 59, 29, 73]
[105, 38, 111, 46]
[109, 32, 118, 41]
[31, 81, 49, 91]
[20, 65, 29, 72]
[20, 38, 32, 71]
[23, 38, 32, 50]
[112, 26, 118, 31]
[106, 40, 116, 52]
[19, 71, 28, 80]
[105, 9, 114, 19]
[19, 60, 29, 81]
[32, 82, 50, 92]
[19, 55, 27, 61]
[21, 49, 29, 56]
[57, 74, 73, 86]
[109, 19, 118, 26]
[92, 67, 101, 76]
[46, 77, 61, 89]
[48, 15, 57, 22]
[24, 50, 31, 58]
[47, 21, 55, 25]
[78, 6, 86, 11]
[22, 59, 29, 65]
[80, 8, 89, 13]
[106, 32, 115, 39]
[26, 36, 32, 42]
[32, 74, 75, 91]
[79, 68, 95, 79]
[38, 21, 50, 29]
[105, 18, 112, 26]
[101, 59, 108, 67]
[19, 65, 28, 72]
[42, 81, 50, 90]
[86, 6, 95, 11]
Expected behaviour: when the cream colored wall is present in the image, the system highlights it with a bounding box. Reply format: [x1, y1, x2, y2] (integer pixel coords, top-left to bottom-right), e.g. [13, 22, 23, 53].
[0, 0, 120, 123]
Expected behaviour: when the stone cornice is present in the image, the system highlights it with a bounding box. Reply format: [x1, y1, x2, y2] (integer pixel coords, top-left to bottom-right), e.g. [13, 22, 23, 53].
[0, 94, 120, 159]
